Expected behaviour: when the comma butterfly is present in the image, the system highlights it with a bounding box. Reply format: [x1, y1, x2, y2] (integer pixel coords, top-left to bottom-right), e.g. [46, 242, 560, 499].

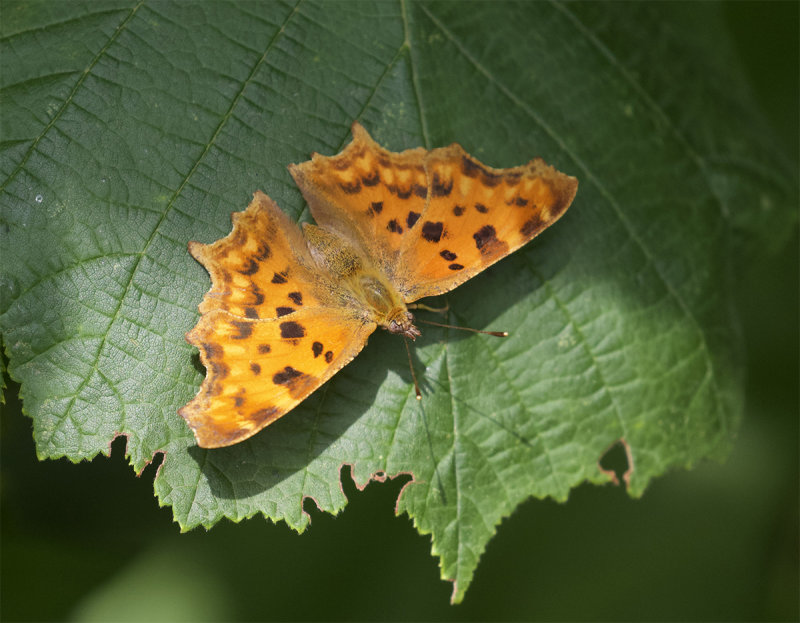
[180, 123, 577, 447]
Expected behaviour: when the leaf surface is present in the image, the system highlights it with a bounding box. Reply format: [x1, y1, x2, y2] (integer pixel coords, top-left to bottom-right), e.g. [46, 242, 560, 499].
[1, 0, 794, 602]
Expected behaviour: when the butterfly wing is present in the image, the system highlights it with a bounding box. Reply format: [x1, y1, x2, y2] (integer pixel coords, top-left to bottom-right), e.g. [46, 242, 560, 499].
[289, 123, 429, 279]
[180, 307, 374, 448]
[395, 145, 578, 302]
[189, 191, 328, 320]
[182, 191, 376, 447]
[289, 124, 577, 304]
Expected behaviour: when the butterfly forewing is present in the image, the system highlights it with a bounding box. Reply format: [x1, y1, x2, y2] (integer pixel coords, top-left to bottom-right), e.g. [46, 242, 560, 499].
[395, 145, 578, 302]
[289, 124, 429, 272]
[190, 192, 325, 320]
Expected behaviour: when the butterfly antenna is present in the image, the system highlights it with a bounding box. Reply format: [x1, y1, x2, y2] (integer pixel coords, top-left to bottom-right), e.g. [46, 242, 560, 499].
[404, 337, 422, 400]
[416, 318, 508, 337]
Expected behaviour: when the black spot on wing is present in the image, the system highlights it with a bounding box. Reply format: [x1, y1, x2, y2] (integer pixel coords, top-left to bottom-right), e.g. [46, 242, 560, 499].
[273, 366, 303, 385]
[474, 203, 488, 213]
[204, 342, 222, 359]
[252, 407, 280, 424]
[481, 170, 502, 187]
[387, 219, 403, 234]
[325, 351, 334, 363]
[280, 321, 305, 339]
[254, 244, 270, 261]
[407, 211, 420, 228]
[473, 225, 498, 252]
[202, 342, 229, 381]
[252, 286, 264, 306]
[431, 172, 453, 197]
[244, 307, 259, 319]
[332, 157, 351, 170]
[440, 249, 457, 261]
[461, 156, 481, 178]
[506, 172, 522, 186]
[250, 362, 261, 375]
[276, 306, 294, 317]
[288, 291, 303, 305]
[240, 259, 259, 275]
[272, 271, 287, 284]
[340, 180, 361, 194]
[461, 155, 501, 186]
[230, 320, 253, 340]
[521, 214, 545, 237]
[258, 343, 271, 354]
[421, 221, 444, 243]
[217, 268, 232, 285]
[361, 170, 380, 186]
[312, 341, 323, 358]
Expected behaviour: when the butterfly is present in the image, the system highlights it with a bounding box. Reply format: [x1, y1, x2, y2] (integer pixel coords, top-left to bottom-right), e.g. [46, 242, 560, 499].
[179, 123, 577, 448]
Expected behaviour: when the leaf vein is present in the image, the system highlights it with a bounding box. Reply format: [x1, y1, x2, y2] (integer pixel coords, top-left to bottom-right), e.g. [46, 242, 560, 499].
[419, 1, 728, 440]
[0, 2, 145, 193]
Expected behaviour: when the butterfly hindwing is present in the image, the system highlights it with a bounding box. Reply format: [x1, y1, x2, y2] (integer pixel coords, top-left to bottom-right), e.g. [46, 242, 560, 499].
[180, 307, 375, 447]
[184, 190, 378, 447]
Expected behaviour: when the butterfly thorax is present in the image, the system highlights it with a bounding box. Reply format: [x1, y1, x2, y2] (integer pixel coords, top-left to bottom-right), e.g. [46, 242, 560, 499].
[303, 223, 420, 340]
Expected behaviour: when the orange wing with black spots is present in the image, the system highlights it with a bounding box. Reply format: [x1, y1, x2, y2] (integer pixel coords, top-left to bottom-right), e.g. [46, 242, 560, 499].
[182, 190, 376, 447]
[289, 124, 429, 275]
[288, 124, 576, 302]
[189, 191, 326, 320]
[179, 307, 374, 448]
[395, 144, 577, 302]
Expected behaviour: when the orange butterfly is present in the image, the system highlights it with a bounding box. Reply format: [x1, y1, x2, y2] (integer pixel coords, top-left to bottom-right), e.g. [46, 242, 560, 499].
[180, 123, 577, 447]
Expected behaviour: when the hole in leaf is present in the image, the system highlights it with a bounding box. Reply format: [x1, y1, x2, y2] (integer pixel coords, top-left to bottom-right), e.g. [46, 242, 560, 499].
[598, 439, 633, 487]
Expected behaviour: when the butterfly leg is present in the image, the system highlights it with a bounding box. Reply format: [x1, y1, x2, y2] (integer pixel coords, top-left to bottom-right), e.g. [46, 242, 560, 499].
[408, 300, 450, 315]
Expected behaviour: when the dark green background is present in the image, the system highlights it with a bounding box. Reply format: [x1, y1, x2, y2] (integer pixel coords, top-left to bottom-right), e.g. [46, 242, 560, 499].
[2, 2, 797, 620]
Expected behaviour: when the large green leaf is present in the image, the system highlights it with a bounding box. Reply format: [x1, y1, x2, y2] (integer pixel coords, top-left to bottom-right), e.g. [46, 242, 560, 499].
[1, 0, 794, 603]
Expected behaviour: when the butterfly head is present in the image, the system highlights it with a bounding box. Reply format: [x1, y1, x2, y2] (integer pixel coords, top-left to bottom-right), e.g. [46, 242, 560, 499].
[386, 308, 421, 341]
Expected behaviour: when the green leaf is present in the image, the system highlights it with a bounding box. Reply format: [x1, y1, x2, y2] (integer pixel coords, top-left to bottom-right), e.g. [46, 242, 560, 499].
[1, 0, 794, 603]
